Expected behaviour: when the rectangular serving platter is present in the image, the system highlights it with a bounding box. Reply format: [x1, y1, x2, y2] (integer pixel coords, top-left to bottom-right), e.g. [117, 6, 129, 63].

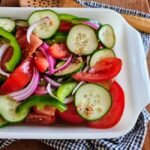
[0, 7, 149, 139]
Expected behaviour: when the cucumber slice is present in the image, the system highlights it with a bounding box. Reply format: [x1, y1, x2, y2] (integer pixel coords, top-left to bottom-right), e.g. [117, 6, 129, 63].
[98, 24, 115, 48]
[0, 18, 16, 32]
[75, 84, 112, 121]
[54, 58, 84, 76]
[59, 14, 77, 22]
[90, 49, 116, 67]
[0, 95, 28, 123]
[16, 19, 28, 27]
[0, 116, 8, 127]
[28, 10, 60, 39]
[57, 82, 77, 102]
[67, 24, 98, 55]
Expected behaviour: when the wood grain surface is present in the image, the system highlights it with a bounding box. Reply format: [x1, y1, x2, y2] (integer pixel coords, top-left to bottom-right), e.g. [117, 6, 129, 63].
[0, 0, 150, 150]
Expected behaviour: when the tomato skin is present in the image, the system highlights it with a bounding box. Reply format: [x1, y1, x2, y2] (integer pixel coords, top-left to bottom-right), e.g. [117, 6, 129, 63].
[26, 113, 55, 125]
[33, 106, 56, 116]
[59, 21, 73, 32]
[34, 51, 49, 73]
[16, 28, 43, 59]
[89, 58, 122, 74]
[48, 43, 70, 59]
[73, 58, 122, 82]
[0, 59, 32, 94]
[87, 81, 125, 128]
[57, 103, 85, 124]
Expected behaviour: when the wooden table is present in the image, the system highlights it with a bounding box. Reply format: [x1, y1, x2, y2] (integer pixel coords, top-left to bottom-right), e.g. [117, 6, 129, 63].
[1, 0, 150, 150]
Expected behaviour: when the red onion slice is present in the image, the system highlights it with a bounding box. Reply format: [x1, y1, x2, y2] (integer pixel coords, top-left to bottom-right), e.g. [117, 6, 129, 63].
[34, 85, 47, 95]
[55, 54, 72, 73]
[44, 76, 61, 88]
[72, 81, 84, 95]
[0, 44, 10, 77]
[83, 20, 100, 30]
[40, 43, 56, 74]
[64, 96, 74, 104]
[27, 17, 50, 43]
[9, 67, 39, 101]
[47, 83, 59, 99]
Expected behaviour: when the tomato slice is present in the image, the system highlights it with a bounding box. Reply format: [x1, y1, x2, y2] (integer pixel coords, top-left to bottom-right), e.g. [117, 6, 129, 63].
[16, 28, 43, 59]
[87, 81, 125, 128]
[57, 103, 85, 124]
[0, 59, 32, 94]
[33, 106, 56, 116]
[73, 58, 122, 82]
[59, 21, 73, 32]
[26, 113, 55, 125]
[89, 58, 122, 73]
[48, 43, 70, 59]
[34, 51, 49, 73]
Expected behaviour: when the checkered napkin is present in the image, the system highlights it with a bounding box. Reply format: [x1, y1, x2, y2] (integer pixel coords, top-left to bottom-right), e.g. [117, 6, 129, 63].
[0, 1, 150, 149]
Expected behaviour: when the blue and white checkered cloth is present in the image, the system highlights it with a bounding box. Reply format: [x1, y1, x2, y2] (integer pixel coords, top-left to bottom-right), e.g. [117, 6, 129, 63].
[0, 1, 150, 149]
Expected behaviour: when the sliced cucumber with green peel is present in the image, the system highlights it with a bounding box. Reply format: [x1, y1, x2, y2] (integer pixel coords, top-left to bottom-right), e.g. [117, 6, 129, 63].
[0, 18, 16, 32]
[98, 24, 115, 48]
[0, 116, 8, 127]
[28, 10, 60, 39]
[67, 24, 98, 55]
[16, 19, 28, 27]
[57, 82, 77, 102]
[59, 14, 77, 22]
[90, 49, 116, 67]
[55, 58, 84, 76]
[75, 84, 112, 121]
[0, 95, 28, 123]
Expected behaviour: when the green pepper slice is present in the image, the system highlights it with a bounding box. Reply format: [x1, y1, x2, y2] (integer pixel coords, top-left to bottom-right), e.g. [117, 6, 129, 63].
[57, 82, 77, 102]
[0, 27, 21, 72]
[17, 95, 67, 114]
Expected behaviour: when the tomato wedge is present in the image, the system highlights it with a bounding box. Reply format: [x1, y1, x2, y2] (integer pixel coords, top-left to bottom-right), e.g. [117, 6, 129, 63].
[0, 59, 32, 94]
[26, 113, 55, 125]
[73, 58, 122, 82]
[59, 21, 73, 32]
[48, 43, 70, 59]
[16, 28, 43, 59]
[87, 81, 125, 128]
[33, 106, 56, 116]
[89, 58, 121, 73]
[34, 51, 49, 73]
[57, 103, 85, 124]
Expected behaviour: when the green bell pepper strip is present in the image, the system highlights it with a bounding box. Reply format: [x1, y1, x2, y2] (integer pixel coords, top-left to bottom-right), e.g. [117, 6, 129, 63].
[59, 14, 77, 22]
[0, 27, 21, 72]
[17, 95, 67, 115]
[45, 32, 67, 44]
[57, 82, 77, 102]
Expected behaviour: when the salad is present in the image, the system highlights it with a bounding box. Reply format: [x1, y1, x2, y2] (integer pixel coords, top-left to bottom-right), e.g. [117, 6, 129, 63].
[0, 9, 124, 128]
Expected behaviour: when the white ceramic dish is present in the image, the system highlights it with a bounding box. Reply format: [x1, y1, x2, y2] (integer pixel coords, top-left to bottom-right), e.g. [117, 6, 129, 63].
[0, 7, 149, 139]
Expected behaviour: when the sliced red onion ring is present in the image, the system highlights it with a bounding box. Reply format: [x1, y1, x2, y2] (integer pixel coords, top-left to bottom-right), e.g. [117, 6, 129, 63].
[72, 81, 84, 95]
[27, 17, 50, 43]
[40, 44, 56, 75]
[55, 54, 72, 73]
[44, 76, 61, 88]
[83, 20, 100, 30]
[34, 85, 47, 95]
[64, 96, 74, 104]
[0, 44, 10, 77]
[9, 67, 39, 101]
[47, 83, 59, 99]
